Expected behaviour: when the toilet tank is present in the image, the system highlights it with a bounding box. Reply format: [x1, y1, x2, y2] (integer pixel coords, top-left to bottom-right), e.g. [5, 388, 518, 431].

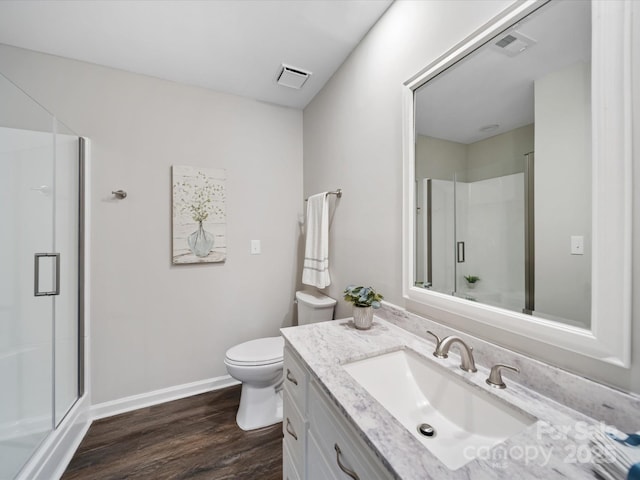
[295, 291, 336, 325]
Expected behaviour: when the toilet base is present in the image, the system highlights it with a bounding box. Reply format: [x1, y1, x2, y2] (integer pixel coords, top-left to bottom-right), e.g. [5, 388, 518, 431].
[236, 382, 283, 431]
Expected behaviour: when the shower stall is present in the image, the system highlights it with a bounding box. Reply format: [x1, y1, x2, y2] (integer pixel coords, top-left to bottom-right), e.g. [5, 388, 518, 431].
[416, 153, 534, 314]
[0, 72, 85, 479]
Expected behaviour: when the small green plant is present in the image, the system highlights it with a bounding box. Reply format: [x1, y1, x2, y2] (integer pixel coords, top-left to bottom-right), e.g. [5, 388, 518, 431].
[464, 275, 480, 284]
[343, 285, 384, 309]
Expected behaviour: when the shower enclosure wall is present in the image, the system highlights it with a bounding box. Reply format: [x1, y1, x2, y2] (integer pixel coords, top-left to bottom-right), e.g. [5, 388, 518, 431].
[417, 167, 528, 312]
[0, 72, 85, 480]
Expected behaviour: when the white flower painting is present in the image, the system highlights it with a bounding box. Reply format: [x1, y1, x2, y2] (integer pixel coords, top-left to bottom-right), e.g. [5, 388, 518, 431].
[172, 165, 226, 264]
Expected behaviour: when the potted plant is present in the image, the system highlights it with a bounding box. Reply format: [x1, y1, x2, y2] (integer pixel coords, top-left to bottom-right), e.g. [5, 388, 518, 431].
[343, 285, 384, 330]
[464, 275, 480, 288]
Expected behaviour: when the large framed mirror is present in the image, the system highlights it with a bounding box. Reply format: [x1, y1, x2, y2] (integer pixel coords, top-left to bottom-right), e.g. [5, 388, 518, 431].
[402, 0, 631, 367]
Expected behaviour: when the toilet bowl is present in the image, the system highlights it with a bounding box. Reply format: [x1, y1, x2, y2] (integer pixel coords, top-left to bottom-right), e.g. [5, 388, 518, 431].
[224, 336, 284, 431]
[224, 290, 336, 431]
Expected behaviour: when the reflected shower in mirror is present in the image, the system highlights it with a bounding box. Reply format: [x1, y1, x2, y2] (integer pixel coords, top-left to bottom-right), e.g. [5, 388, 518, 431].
[414, 0, 591, 328]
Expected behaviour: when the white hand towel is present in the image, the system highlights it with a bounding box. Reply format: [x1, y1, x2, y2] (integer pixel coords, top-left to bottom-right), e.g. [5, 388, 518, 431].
[302, 192, 331, 289]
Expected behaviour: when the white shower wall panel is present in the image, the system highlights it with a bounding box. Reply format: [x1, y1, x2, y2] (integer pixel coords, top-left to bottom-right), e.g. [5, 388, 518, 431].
[460, 173, 525, 308]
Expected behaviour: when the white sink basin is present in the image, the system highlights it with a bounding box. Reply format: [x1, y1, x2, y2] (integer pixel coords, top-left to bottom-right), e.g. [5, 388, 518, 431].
[342, 348, 536, 470]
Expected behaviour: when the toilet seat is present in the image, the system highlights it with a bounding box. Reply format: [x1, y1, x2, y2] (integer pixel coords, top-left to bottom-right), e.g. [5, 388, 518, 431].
[225, 336, 284, 366]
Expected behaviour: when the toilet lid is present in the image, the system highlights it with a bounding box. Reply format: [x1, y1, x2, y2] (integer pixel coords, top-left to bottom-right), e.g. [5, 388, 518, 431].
[225, 336, 284, 366]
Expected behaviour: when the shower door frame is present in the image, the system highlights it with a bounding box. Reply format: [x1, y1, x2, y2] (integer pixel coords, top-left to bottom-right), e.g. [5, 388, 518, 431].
[77, 137, 86, 400]
[51, 135, 86, 429]
[523, 151, 535, 315]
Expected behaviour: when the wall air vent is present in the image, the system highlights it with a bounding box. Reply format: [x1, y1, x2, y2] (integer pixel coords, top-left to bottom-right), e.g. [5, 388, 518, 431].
[276, 64, 312, 89]
[493, 31, 537, 57]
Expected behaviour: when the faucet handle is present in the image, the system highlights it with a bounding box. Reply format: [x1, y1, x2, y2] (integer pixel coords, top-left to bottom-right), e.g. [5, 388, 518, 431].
[426, 330, 441, 344]
[425, 330, 442, 351]
[486, 364, 520, 389]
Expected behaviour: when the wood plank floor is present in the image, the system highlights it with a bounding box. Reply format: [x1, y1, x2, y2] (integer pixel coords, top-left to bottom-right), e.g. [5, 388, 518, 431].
[62, 385, 283, 480]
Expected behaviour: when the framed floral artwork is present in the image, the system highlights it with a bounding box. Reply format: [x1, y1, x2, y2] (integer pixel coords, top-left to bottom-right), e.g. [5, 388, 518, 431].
[172, 165, 226, 264]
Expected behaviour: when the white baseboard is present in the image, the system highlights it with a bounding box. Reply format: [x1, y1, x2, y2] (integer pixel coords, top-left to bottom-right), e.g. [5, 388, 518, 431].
[16, 395, 91, 480]
[90, 375, 240, 420]
[43, 412, 91, 480]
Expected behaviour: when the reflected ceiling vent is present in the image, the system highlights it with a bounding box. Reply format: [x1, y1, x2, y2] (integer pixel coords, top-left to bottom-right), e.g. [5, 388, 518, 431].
[479, 124, 500, 133]
[276, 64, 312, 89]
[492, 31, 537, 57]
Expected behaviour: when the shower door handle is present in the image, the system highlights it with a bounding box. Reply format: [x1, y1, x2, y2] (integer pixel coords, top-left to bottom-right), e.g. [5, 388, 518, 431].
[34, 253, 60, 296]
[457, 242, 465, 263]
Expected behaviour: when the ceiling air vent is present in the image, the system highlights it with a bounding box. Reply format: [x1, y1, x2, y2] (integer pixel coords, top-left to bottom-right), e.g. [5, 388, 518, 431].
[493, 31, 537, 57]
[277, 64, 311, 89]
[496, 34, 517, 48]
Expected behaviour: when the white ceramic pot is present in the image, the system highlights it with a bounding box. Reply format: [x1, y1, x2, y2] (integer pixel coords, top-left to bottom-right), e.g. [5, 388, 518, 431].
[353, 306, 374, 330]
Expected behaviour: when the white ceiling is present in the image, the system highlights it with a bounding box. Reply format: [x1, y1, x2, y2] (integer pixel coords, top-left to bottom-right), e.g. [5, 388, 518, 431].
[416, 0, 591, 144]
[0, 0, 392, 109]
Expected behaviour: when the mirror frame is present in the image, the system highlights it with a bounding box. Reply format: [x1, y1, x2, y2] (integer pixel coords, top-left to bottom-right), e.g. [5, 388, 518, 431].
[402, 0, 632, 367]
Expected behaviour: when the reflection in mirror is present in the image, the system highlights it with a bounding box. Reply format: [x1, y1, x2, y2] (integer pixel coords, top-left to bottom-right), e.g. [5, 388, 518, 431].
[414, 0, 591, 328]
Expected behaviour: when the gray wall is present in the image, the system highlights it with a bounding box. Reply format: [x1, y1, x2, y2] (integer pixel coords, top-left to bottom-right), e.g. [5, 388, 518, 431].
[304, 0, 514, 313]
[466, 124, 533, 182]
[304, 0, 640, 394]
[415, 135, 466, 182]
[416, 124, 534, 182]
[0, 43, 303, 404]
[534, 62, 591, 327]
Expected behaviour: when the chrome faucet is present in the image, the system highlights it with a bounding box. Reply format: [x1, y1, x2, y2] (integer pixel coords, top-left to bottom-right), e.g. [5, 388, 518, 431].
[426, 331, 477, 373]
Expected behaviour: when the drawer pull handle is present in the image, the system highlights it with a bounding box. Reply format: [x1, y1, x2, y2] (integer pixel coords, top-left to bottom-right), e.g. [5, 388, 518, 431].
[334, 443, 360, 480]
[286, 368, 298, 385]
[286, 418, 298, 441]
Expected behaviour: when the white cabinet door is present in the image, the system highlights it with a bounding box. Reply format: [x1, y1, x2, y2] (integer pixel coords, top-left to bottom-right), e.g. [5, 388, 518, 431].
[308, 381, 393, 480]
[283, 440, 301, 480]
[283, 389, 307, 477]
[284, 342, 393, 480]
[283, 346, 309, 409]
[307, 431, 339, 480]
[283, 345, 310, 479]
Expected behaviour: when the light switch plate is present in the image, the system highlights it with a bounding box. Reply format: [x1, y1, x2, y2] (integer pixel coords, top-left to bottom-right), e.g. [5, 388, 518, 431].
[251, 240, 261, 255]
[571, 236, 584, 255]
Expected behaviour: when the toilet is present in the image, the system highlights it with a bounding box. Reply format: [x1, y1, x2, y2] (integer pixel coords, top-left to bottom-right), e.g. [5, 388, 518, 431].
[224, 290, 336, 430]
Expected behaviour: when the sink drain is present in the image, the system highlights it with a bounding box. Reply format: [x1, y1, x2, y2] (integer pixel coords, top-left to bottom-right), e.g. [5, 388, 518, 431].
[417, 423, 436, 437]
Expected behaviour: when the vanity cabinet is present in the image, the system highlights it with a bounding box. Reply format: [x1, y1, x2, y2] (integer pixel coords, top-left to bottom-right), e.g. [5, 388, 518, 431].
[283, 345, 393, 480]
[283, 346, 308, 480]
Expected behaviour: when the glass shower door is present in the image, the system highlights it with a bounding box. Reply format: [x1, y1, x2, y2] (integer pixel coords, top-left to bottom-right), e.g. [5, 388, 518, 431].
[454, 167, 526, 310]
[0, 126, 55, 479]
[424, 177, 456, 295]
[1, 70, 83, 479]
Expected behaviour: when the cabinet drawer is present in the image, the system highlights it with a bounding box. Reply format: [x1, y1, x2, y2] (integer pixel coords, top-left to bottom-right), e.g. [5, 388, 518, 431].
[284, 346, 308, 411]
[309, 381, 392, 480]
[283, 389, 306, 476]
[283, 439, 301, 480]
[307, 431, 338, 480]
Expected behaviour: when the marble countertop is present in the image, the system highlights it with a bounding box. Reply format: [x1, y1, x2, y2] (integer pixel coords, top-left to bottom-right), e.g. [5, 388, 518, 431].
[281, 317, 600, 480]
